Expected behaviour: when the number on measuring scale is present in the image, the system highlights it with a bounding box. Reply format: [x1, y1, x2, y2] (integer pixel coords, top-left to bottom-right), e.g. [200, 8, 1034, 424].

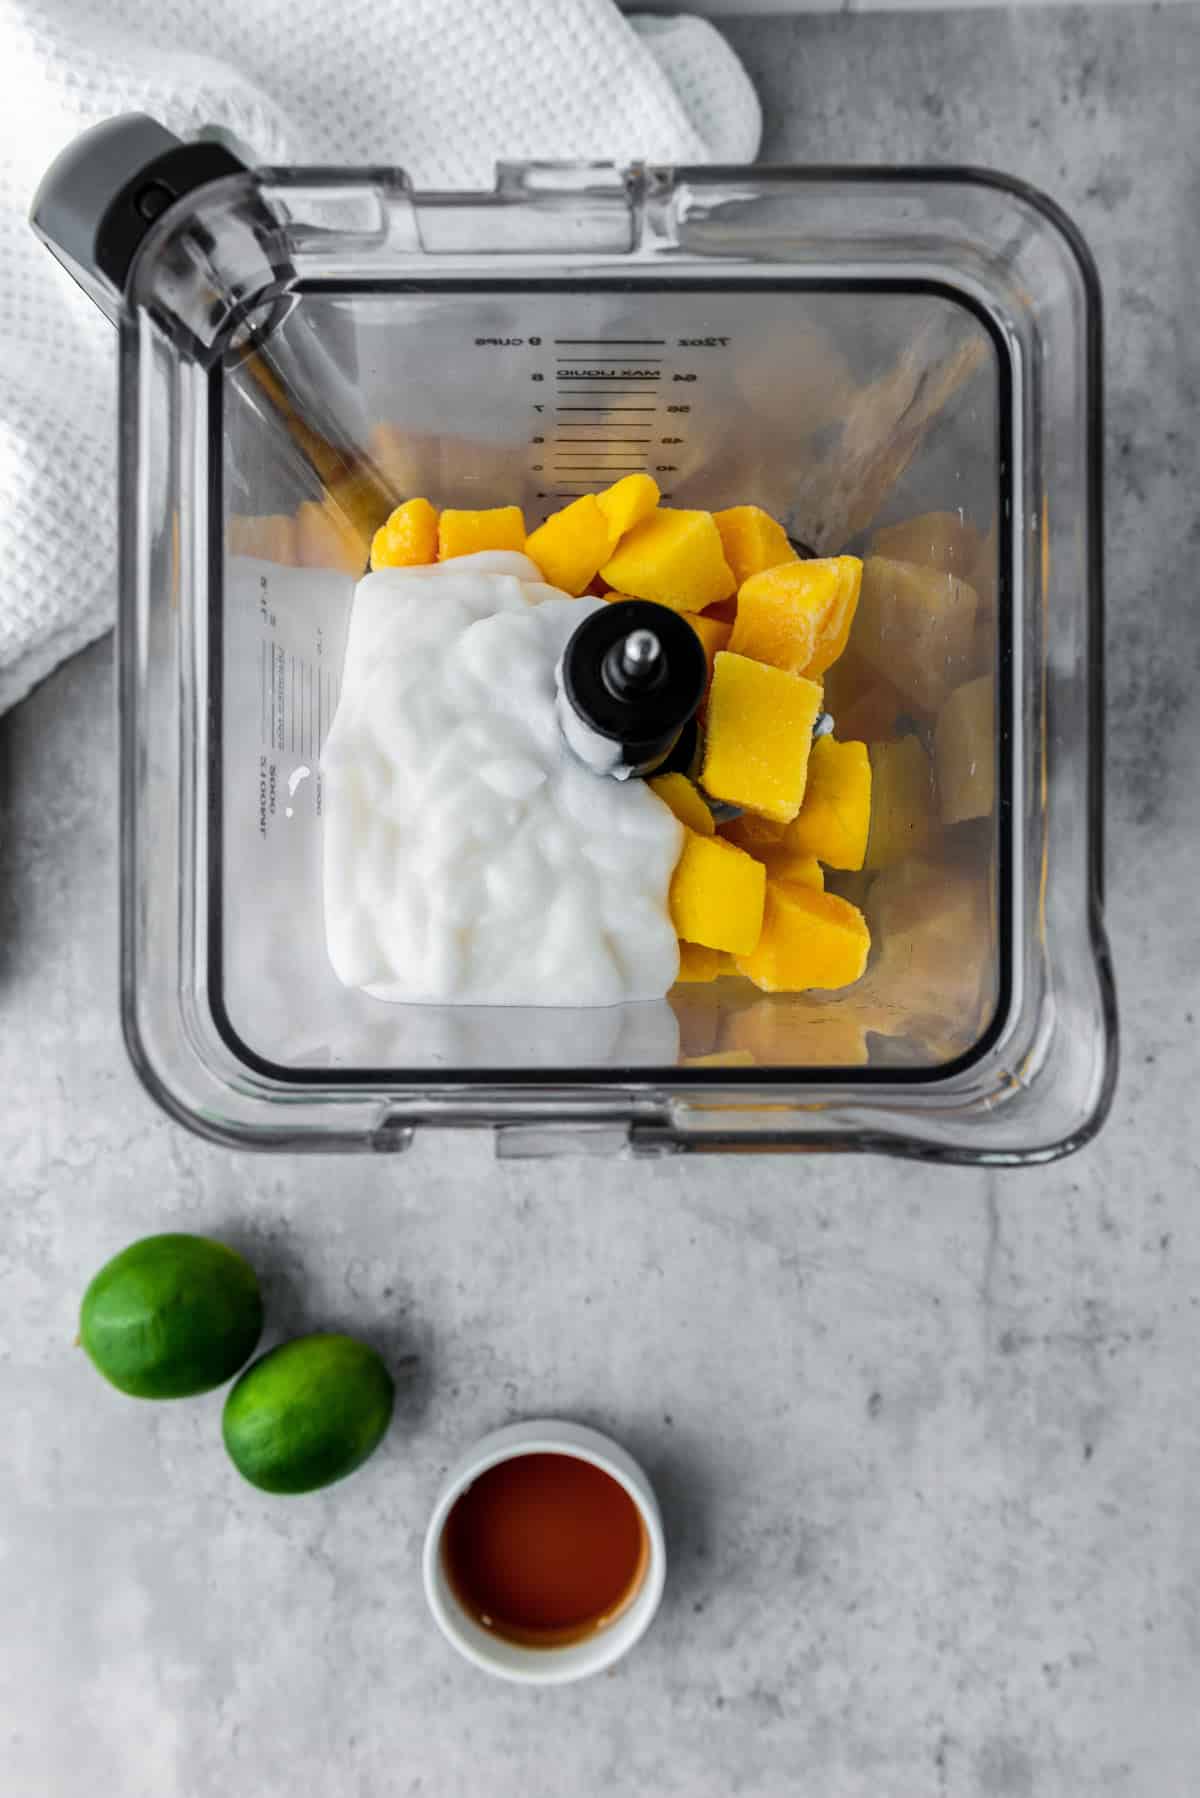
[666, 405, 690, 414]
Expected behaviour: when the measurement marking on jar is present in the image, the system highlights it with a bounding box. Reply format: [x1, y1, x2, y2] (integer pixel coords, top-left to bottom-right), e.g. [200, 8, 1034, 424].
[555, 407, 658, 413]
[554, 338, 666, 345]
[556, 439, 651, 445]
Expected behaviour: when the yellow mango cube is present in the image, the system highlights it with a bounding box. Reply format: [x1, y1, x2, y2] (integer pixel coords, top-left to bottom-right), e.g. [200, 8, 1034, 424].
[856, 857, 996, 1056]
[719, 811, 787, 856]
[737, 881, 870, 994]
[599, 508, 736, 614]
[524, 494, 612, 596]
[682, 1048, 757, 1068]
[969, 521, 998, 619]
[675, 941, 735, 983]
[370, 497, 439, 570]
[863, 736, 936, 870]
[669, 830, 766, 956]
[812, 556, 865, 677]
[701, 652, 823, 824]
[724, 999, 869, 1068]
[871, 511, 982, 579]
[713, 505, 797, 586]
[780, 735, 872, 871]
[934, 675, 996, 825]
[295, 500, 368, 574]
[758, 849, 825, 891]
[828, 673, 907, 745]
[729, 556, 862, 681]
[229, 513, 298, 566]
[682, 611, 732, 685]
[649, 773, 715, 837]
[597, 473, 659, 542]
[437, 505, 526, 561]
[854, 556, 978, 713]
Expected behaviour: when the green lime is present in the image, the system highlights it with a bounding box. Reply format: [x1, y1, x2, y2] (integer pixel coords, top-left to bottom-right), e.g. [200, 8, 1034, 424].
[80, 1233, 263, 1399]
[222, 1333, 394, 1495]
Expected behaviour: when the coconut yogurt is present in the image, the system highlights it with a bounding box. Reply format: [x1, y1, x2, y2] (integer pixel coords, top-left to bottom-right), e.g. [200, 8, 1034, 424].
[321, 551, 683, 1006]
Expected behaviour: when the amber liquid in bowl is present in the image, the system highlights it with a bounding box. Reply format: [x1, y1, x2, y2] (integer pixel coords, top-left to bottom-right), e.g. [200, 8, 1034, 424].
[442, 1452, 650, 1648]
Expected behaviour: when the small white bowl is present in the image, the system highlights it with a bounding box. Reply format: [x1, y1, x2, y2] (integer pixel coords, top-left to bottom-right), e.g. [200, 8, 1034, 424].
[423, 1419, 667, 1685]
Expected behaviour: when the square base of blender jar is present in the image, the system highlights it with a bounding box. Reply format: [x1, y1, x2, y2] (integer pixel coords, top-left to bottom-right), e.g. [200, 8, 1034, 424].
[121, 164, 1113, 1158]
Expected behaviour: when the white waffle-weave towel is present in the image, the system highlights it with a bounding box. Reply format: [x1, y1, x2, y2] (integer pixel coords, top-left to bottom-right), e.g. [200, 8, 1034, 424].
[0, 0, 761, 713]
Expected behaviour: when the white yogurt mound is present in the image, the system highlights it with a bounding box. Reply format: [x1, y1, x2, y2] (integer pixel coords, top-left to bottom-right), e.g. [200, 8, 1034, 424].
[321, 551, 684, 1006]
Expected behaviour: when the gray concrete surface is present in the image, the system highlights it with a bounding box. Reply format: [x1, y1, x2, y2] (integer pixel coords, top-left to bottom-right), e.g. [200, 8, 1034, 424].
[3, 9, 1200, 1796]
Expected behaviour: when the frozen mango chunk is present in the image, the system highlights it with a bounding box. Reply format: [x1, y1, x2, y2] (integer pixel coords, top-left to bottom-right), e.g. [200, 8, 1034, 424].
[811, 557, 865, 677]
[780, 735, 871, 871]
[683, 1048, 757, 1068]
[599, 508, 736, 614]
[722, 820, 823, 889]
[872, 511, 982, 579]
[737, 882, 870, 994]
[370, 497, 438, 570]
[719, 811, 787, 857]
[757, 849, 824, 891]
[864, 736, 936, 870]
[713, 505, 797, 586]
[597, 473, 659, 542]
[730, 556, 862, 681]
[969, 521, 998, 618]
[856, 856, 996, 1055]
[676, 941, 735, 983]
[935, 675, 995, 825]
[525, 494, 612, 596]
[437, 505, 526, 561]
[229, 513, 298, 566]
[701, 652, 823, 824]
[669, 830, 766, 956]
[368, 422, 423, 496]
[969, 609, 995, 680]
[729, 558, 837, 674]
[650, 772, 715, 837]
[854, 556, 978, 713]
[295, 500, 368, 574]
[829, 673, 908, 743]
[724, 999, 869, 1067]
[682, 611, 732, 686]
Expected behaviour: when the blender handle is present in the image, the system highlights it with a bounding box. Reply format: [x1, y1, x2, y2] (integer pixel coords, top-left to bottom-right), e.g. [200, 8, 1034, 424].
[30, 112, 248, 322]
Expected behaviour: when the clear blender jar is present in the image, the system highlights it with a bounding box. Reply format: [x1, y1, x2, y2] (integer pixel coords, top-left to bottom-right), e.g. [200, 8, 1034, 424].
[32, 117, 1115, 1159]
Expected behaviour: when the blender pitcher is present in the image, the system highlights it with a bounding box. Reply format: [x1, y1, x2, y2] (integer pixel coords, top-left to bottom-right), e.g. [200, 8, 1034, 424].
[31, 115, 1115, 1160]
